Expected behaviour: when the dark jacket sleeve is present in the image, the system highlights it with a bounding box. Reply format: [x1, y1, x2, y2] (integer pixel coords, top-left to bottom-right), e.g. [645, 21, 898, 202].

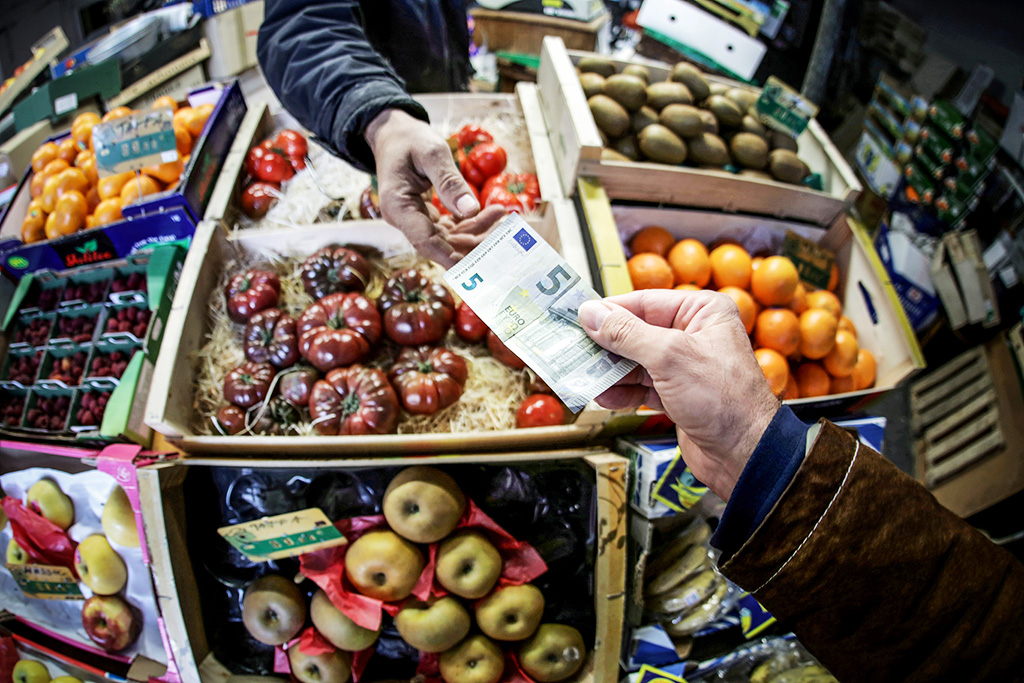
[256, 0, 428, 173]
[719, 420, 1024, 683]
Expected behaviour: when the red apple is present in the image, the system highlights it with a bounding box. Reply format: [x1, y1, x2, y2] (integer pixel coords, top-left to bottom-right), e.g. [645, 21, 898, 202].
[81, 594, 141, 652]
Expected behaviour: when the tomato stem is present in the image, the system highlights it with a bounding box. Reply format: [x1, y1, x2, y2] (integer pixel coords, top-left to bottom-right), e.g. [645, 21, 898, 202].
[339, 391, 360, 417]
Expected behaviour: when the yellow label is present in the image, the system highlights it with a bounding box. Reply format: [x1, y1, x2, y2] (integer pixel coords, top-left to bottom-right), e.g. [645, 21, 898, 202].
[637, 664, 689, 683]
[217, 508, 346, 562]
[8, 563, 83, 600]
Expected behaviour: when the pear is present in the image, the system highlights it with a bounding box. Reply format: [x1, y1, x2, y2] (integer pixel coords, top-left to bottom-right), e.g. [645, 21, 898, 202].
[288, 643, 352, 683]
[435, 531, 502, 599]
[102, 486, 140, 548]
[74, 535, 127, 595]
[439, 635, 504, 683]
[518, 624, 586, 682]
[383, 467, 465, 544]
[476, 584, 545, 641]
[26, 478, 74, 529]
[310, 589, 380, 651]
[395, 597, 470, 653]
[344, 530, 424, 601]
[242, 574, 307, 645]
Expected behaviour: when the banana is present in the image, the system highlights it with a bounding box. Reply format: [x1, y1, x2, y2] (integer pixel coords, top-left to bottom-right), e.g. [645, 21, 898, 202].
[769, 665, 835, 683]
[646, 568, 718, 615]
[750, 661, 774, 683]
[663, 577, 728, 637]
[644, 520, 711, 578]
[646, 544, 710, 596]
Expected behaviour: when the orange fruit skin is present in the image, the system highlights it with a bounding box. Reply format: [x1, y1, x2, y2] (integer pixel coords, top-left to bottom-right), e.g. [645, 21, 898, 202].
[151, 95, 179, 112]
[668, 239, 711, 287]
[46, 190, 88, 239]
[21, 204, 47, 243]
[630, 226, 676, 257]
[823, 330, 858, 378]
[828, 262, 839, 291]
[755, 348, 789, 397]
[799, 308, 838, 360]
[674, 283, 701, 291]
[77, 153, 99, 186]
[186, 104, 214, 138]
[806, 290, 842, 319]
[788, 282, 808, 314]
[795, 363, 831, 398]
[92, 198, 124, 227]
[853, 349, 876, 390]
[719, 286, 757, 334]
[628, 253, 674, 289]
[102, 106, 133, 123]
[754, 308, 800, 357]
[30, 172, 47, 198]
[750, 256, 799, 306]
[40, 159, 70, 179]
[838, 315, 857, 339]
[120, 175, 163, 204]
[830, 374, 856, 394]
[98, 172, 135, 200]
[31, 142, 59, 173]
[174, 124, 193, 157]
[782, 374, 800, 400]
[709, 244, 753, 289]
[143, 159, 184, 186]
[57, 137, 79, 165]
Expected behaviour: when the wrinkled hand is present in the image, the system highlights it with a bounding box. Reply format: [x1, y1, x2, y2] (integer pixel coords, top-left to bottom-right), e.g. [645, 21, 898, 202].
[578, 290, 779, 500]
[365, 108, 501, 267]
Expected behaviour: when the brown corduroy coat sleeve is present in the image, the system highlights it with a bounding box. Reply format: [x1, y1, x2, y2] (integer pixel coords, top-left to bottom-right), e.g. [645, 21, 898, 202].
[719, 419, 1024, 682]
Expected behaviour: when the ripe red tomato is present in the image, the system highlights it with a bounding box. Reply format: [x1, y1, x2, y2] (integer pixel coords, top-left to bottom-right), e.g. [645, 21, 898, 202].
[241, 181, 280, 219]
[486, 330, 525, 369]
[481, 173, 540, 212]
[378, 269, 455, 345]
[467, 143, 507, 179]
[309, 365, 399, 435]
[274, 129, 308, 167]
[454, 124, 493, 148]
[516, 394, 565, 428]
[483, 187, 523, 213]
[246, 145, 295, 183]
[431, 183, 479, 217]
[455, 302, 487, 342]
[224, 270, 281, 323]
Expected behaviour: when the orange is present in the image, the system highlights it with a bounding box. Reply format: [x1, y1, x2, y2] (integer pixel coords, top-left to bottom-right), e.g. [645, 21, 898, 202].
[41, 168, 89, 213]
[174, 124, 193, 157]
[92, 198, 124, 227]
[709, 243, 752, 289]
[719, 286, 757, 334]
[31, 142, 59, 173]
[172, 106, 193, 130]
[667, 239, 711, 287]
[754, 308, 800, 357]
[45, 190, 88, 239]
[799, 308, 838, 360]
[40, 159, 69, 179]
[823, 330, 858, 378]
[674, 283, 701, 291]
[21, 203, 47, 243]
[788, 282, 808, 314]
[30, 172, 47, 198]
[151, 95, 179, 112]
[751, 255, 763, 272]
[754, 348, 789, 397]
[142, 158, 184, 185]
[828, 262, 839, 292]
[750, 256, 799, 306]
[838, 315, 857, 339]
[853, 349, 876, 390]
[86, 186, 101, 213]
[57, 137, 79, 164]
[806, 290, 842, 318]
[627, 253, 674, 290]
[120, 174, 162, 204]
[72, 118, 97, 150]
[97, 172, 135, 200]
[830, 374, 856, 394]
[77, 153, 99, 186]
[72, 111, 100, 130]
[630, 226, 676, 257]
[782, 374, 800, 400]
[795, 362, 830, 398]
[102, 106, 133, 123]
[186, 103, 215, 138]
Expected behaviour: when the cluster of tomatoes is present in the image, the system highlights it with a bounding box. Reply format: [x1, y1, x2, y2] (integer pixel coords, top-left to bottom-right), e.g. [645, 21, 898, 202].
[240, 129, 308, 219]
[20, 96, 212, 244]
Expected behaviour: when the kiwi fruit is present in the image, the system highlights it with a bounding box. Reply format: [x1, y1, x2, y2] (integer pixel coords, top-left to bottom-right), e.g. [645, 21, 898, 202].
[589, 94, 630, 138]
[730, 132, 770, 170]
[614, 135, 641, 161]
[669, 63, 711, 103]
[659, 104, 704, 139]
[603, 74, 647, 111]
[579, 72, 606, 99]
[631, 106, 660, 134]
[709, 82, 730, 97]
[739, 115, 767, 138]
[646, 81, 693, 111]
[706, 95, 744, 128]
[602, 148, 633, 162]
[578, 56, 616, 78]
[698, 110, 719, 134]
[639, 124, 687, 165]
[768, 149, 808, 184]
[770, 130, 800, 152]
[726, 88, 759, 112]
[622, 64, 651, 84]
[687, 133, 730, 167]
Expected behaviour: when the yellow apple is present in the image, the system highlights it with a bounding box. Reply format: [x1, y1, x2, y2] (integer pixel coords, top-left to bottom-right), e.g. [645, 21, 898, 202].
[102, 485, 140, 548]
[344, 530, 424, 601]
[518, 624, 585, 682]
[242, 574, 307, 645]
[439, 635, 504, 683]
[74, 534, 127, 595]
[475, 583, 544, 641]
[12, 660, 49, 683]
[26, 478, 75, 529]
[310, 589, 380, 651]
[288, 643, 352, 683]
[435, 530, 502, 599]
[6, 538, 29, 564]
[383, 467, 465, 544]
[394, 597, 470, 653]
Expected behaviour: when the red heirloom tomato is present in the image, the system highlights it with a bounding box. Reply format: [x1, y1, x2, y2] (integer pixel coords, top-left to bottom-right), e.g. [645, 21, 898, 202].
[245, 145, 295, 183]
[486, 330, 526, 369]
[298, 293, 382, 372]
[223, 362, 275, 409]
[388, 345, 469, 415]
[241, 181, 280, 219]
[454, 124, 493, 148]
[458, 142, 507, 188]
[454, 302, 487, 343]
[215, 405, 247, 435]
[431, 183, 480, 217]
[516, 394, 565, 428]
[301, 245, 372, 299]
[483, 188, 523, 213]
[378, 269, 455, 345]
[252, 397, 300, 435]
[278, 367, 320, 407]
[360, 185, 382, 218]
[481, 173, 540, 212]
[274, 129, 308, 168]
[308, 364, 399, 435]
[243, 308, 300, 368]
[225, 270, 281, 323]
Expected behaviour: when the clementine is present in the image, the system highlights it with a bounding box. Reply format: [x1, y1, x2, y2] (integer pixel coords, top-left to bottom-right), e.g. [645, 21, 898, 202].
[630, 226, 676, 257]
[853, 349, 876, 390]
[45, 190, 88, 239]
[142, 158, 184, 186]
[823, 330, 858, 378]
[667, 239, 711, 287]
[628, 253, 674, 290]
[31, 142, 59, 173]
[97, 172, 135, 200]
[102, 106, 133, 123]
[781, 374, 800, 400]
[788, 282, 808, 314]
[92, 198, 124, 227]
[750, 256, 799, 306]
[838, 315, 857, 339]
[174, 124, 193, 157]
[120, 174, 162, 204]
[830, 374, 856, 394]
[709, 243, 752, 289]
[795, 362, 830, 398]
[754, 308, 800, 356]
[674, 283, 701, 291]
[806, 290, 842, 318]
[719, 286, 757, 334]
[754, 348, 789, 397]
[57, 137, 79, 164]
[151, 95, 179, 112]
[799, 308, 838, 359]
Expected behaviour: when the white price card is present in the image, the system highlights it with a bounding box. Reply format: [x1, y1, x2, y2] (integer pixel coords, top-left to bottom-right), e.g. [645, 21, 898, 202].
[445, 214, 636, 412]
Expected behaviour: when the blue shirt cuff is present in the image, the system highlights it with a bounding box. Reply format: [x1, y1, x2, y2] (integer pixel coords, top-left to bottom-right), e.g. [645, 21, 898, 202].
[711, 405, 810, 563]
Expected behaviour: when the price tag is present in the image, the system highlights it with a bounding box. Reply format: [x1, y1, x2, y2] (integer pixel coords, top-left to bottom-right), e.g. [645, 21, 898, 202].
[54, 93, 78, 116]
[651, 450, 708, 513]
[782, 230, 834, 290]
[755, 76, 819, 139]
[8, 563, 84, 600]
[92, 108, 178, 176]
[218, 508, 346, 562]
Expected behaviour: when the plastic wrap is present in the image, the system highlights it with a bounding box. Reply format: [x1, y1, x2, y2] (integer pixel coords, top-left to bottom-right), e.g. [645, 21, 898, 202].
[689, 637, 837, 682]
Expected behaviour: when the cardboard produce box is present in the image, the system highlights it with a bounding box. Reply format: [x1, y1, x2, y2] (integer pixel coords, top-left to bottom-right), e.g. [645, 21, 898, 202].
[536, 37, 862, 227]
[137, 450, 626, 683]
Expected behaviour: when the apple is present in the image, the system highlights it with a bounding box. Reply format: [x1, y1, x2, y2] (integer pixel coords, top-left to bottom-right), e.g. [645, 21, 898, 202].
[12, 660, 49, 683]
[6, 538, 29, 564]
[310, 589, 380, 651]
[102, 485, 140, 548]
[475, 583, 544, 641]
[52, 676, 85, 683]
[383, 466, 465, 544]
[242, 574, 307, 645]
[74, 534, 128, 595]
[81, 594, 141, 651]
[518, 624, 585, 682]
[435, 530, 502, 599]
[394, 596, 470, 653]
[288, 643, 352, 683]
[26, 478, 75, 529]
[344, 530, 424, 601]
[438, 635, 504, 683]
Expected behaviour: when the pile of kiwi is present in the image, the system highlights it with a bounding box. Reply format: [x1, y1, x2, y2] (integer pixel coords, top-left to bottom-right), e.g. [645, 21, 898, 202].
[578, 56, 812, 185]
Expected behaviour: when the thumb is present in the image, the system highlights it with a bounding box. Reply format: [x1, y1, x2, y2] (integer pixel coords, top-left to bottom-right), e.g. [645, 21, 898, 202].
[425, 151, 480, 220]
[579, 299, 677, 369]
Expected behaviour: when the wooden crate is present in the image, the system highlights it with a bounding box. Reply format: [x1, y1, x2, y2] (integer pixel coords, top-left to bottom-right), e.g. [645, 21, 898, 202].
[137, 450, 627, 683]
[911, 337, 1024, 516]
[470, 8, 610, 55]
[536, 37, 862, 227]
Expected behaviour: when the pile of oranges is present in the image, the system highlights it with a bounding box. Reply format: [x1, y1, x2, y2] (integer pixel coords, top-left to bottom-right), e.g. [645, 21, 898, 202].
[20, 96, 213, 245]
[626, 225, 876, 399]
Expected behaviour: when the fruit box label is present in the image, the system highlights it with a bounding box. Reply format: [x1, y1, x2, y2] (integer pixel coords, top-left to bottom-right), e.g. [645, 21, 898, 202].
[637, 664, 689, 683]
[755, 76, 818, 139]
[651, 450, 708, 514]
[218, 508, 346, 562]
[782, 230, 834, 290]
[8, 563, 84, 600]
[93, 108, 178, 176]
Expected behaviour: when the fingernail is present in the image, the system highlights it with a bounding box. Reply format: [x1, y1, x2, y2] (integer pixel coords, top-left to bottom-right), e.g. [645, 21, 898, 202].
[455, 193, 480, 217]
[578, 301, 609, 331]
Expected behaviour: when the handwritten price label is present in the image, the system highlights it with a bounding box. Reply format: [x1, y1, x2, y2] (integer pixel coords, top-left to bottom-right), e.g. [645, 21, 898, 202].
[8, 563, 83, 600]
[92, 108, 178, 176]
[218, 508, 346, 562]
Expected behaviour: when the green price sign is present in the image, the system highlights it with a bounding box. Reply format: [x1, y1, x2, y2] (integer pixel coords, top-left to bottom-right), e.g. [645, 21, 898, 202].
[756, 76, 819, 139]
[218, 508, 347, 562]
[93, 108, 178, 176]
[8, 563, 84, 601]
